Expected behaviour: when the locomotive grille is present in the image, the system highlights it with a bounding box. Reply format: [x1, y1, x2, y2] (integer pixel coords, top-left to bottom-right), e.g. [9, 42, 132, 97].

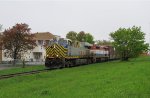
[46, 43, 67, 58]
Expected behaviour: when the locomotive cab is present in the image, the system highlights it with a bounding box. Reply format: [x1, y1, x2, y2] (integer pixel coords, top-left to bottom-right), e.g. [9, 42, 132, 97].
[45, 38, 72, 68]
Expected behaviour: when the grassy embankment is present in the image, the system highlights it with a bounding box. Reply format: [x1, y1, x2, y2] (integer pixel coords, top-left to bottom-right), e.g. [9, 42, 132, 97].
[0, 65, 45, 75]
[0, 56, 150, 98]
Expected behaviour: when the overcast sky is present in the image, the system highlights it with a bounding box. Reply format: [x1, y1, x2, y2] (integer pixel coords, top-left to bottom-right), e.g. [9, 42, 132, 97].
[0, 0, 150, 42]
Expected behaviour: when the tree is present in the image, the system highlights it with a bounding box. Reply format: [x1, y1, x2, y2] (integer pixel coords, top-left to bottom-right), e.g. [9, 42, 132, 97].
[0, 24, 2, 50]
[77, 31, 86, 42]
[1, 23, 36, 65]
[110, 26, 149, 61]
[85, 33, 94, 44]
[66, 31, 95, 44]
[66, 31, 77, 42]
[96, 40, 112, 45]
[0, 24, 2, 30]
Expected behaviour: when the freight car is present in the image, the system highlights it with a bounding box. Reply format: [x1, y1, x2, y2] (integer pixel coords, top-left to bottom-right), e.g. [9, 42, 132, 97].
[45, 37, 114, 68]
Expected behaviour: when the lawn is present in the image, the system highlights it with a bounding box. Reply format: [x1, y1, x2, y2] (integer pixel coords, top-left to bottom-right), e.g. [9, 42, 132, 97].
[0, 65, 45, 75]
[0, 56, 150, 98]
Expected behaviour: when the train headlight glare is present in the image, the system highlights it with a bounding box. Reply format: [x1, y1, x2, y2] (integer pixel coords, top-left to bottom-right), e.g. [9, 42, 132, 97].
[56, 55, 58, 57]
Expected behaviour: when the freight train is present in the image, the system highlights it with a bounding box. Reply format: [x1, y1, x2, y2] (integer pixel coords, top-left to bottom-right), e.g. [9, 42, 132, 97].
[45, 38, 117, 68]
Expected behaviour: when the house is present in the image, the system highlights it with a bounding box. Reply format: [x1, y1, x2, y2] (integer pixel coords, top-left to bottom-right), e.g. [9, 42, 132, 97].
[31, 32, 54, 61]
[0, 34, 2, 63]
[0, 49, 2, 63]
[1, 32, 54, 62]
[23, 32, 54, 62]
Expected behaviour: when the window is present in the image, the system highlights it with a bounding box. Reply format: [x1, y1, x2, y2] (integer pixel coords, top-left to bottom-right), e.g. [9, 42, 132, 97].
[45, 40, 50, 45]
[4, 52, 7, 57]
[38, 40, 43, 45]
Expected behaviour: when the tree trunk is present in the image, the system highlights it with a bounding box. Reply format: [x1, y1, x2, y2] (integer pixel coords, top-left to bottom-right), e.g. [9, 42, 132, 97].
[121, 56, 129, 61]
[22, 59, 25, 68]
[121, 50, 129, 61]
[13, 51, 17, 66]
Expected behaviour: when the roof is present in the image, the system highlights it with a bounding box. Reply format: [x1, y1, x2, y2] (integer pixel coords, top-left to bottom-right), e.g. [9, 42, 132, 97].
[80, 42, 93, 47]
[33, 32, 54, 40]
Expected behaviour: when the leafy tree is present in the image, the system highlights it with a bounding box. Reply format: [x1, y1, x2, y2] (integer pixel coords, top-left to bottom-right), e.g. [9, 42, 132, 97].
[110, 26, 149, 61]
[0, 25, 3, 51]
[77, 31, 86, 42]
[1, 23, 36, 65]
[85, 33, 94, 44]
[66, 31, 77, 42]
[66, 31, 94, 44]
[0, 24, 2, 30]
[96, 40, 112, 45]
[0, 34, 1, 52]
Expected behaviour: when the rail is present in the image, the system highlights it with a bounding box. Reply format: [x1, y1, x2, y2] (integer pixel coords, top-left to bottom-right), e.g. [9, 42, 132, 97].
[0, 58, 119, 80]
[0, 69, 51, 80]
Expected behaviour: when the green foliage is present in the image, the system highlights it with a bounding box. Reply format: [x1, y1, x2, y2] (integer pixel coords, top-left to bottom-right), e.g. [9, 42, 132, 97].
[77, 31, 86, 42]
[85, 33, 94, 44]
[110, 26, 149, 61]
[96, 40, 112, 45]
[66, 31, 94, 44]
[0, 56, 150, 98]
[66, 31, 77, 42]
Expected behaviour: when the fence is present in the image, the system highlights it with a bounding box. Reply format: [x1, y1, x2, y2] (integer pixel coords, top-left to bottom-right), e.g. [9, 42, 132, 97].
[0, 59, 44, 66]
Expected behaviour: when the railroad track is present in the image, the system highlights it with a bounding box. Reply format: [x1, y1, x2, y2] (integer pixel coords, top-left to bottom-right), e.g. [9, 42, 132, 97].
[0, 69, 51, 80]
[0, 59, 119, 80]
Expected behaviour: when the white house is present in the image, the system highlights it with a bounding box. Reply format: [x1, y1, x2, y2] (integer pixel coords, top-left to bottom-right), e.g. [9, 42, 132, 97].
[0, 34, 2, 63]
[0, 32, 54, 63]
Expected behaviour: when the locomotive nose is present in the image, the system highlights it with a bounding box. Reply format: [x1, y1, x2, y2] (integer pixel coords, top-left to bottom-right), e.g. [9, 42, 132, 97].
[46, 43, 67, 58]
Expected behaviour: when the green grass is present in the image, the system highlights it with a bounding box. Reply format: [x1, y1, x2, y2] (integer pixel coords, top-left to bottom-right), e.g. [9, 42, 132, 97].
[0, 56, 150, 98]
[0, 65, 45, 75]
